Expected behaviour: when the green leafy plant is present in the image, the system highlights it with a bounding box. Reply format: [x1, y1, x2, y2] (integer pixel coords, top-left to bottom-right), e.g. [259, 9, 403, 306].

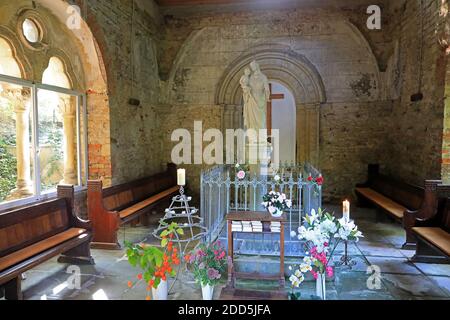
[125, 221, 183, 300]
[0, 137, 17, 202]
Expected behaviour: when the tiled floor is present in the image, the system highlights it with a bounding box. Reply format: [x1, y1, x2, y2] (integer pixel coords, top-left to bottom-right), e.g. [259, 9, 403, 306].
[3, 205, 449, 300]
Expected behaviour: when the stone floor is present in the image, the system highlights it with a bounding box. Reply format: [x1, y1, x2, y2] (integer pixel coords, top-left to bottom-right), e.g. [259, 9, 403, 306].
[4, 205, 450, 300]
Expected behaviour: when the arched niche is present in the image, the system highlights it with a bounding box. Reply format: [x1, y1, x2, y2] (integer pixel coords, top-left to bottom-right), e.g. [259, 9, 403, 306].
[216, 45, 326, 106]
[216, 45, 326, 166]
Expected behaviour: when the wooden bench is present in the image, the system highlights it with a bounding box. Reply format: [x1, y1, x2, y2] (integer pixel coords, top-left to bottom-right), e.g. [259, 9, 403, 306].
[355, 164, 424, 223]
[87, 163, 179, 249]
[411, 185, 450, 264]
[403, 180, 447, 248]
[0, 185, 94, 300]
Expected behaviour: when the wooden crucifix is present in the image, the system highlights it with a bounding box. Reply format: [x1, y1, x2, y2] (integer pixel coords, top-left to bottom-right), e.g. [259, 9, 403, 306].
[267, 83, 285, 136]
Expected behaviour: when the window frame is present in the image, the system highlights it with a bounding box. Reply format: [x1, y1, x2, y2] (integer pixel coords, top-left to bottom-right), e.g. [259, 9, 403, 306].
[0, 73, 88, 211]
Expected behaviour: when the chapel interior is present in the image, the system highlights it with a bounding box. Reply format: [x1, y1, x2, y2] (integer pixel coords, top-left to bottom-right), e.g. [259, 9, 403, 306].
[0, 0, 449, 301]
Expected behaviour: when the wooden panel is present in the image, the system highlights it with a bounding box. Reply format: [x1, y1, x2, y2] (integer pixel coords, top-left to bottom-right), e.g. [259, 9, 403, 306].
[0, 199, 70, 257]
[0, 228, 86, 272]
[355, 188, 406, 218]
[412, 227, 450, 256]
[226, 211, 286, 222]
[119, 186, 179, 219]
[103, 190, 133, 211]
[157, 0, 253, 6]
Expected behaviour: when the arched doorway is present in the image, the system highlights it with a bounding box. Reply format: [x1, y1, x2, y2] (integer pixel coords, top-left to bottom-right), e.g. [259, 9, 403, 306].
[269, 81, 296, 164]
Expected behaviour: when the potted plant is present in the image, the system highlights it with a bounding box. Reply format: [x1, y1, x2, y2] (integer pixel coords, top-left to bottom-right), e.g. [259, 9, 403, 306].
[125, 222, 183, 300]
[261, 191, 292, 217]
[185, 241, 227, 300]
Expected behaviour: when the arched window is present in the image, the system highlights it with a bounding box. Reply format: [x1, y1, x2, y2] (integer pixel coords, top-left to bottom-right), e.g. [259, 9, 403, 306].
[0, 42, 87, 207]
[0, 37, 33, 203]
[0, 37, 21, 78]
[38, 57, 79, 191]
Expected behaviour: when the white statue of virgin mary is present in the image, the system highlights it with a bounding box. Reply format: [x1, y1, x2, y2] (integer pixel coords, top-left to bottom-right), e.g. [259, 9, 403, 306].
[240, 61, 270, 132]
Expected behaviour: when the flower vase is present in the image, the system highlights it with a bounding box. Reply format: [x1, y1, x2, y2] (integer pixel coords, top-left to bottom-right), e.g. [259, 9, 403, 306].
[201, 284, 214, 300]
[316, 273, 326, 300]
[270, 208, 283, 218]
[152, 279, 168, 300]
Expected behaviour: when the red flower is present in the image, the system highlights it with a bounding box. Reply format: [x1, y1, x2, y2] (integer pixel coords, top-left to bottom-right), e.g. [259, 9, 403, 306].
[315, 175, 324, 186]
[307, 175, 313, 182]
[137, 273, 143, 280]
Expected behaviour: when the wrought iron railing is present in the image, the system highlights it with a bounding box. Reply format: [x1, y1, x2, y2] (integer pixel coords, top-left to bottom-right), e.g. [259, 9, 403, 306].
[200, 162, 322, 243]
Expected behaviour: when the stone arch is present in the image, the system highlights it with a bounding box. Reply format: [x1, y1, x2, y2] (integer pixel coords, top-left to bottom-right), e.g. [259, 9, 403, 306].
[0, 26, 33, 79]
[216, 44, 327, 106]
[216, 44, 326, 166]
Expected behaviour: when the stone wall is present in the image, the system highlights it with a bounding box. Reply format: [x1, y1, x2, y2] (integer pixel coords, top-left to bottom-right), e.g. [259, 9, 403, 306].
[84, 0, 165, 184]
[158, 7, 393, 200]
[384, 0, 446, 186]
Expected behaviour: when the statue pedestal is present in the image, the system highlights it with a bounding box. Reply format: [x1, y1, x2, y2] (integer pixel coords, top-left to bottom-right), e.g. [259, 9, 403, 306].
[247, 141, 271, 211]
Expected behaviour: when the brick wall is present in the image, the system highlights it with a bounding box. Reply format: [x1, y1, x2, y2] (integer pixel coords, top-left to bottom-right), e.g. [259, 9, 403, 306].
[84, 0, 164, 184]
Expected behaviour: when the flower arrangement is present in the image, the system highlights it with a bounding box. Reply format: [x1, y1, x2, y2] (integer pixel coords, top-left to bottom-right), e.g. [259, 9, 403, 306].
[335, 218, 363, 241]
[289, 208, 364, 299]
[125, 222, 183, 300]
[185, 241, 227, 287]
[262, 191, 292, 217]
[234, 163, 249, 180]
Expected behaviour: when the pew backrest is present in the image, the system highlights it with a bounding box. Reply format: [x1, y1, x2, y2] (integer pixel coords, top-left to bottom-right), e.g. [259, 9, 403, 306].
[0, 198, 70, 258]
[102, 172, 177, 212]
[370, 174, 424, 211]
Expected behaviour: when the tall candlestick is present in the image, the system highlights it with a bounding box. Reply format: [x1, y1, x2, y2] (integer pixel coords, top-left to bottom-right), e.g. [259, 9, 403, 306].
[343, 200, 350, 222]
[177, 169, 186, 186]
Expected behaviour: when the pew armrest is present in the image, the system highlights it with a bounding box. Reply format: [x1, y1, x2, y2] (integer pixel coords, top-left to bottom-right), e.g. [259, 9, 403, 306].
[87, 180, 121, 245]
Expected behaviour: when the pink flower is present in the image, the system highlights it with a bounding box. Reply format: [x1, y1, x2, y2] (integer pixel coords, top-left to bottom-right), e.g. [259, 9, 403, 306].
[237, 170, 246, 180]
[326, 266, 334, 278]
[214, 250, 219, 255]
[311, 270, 318, 280]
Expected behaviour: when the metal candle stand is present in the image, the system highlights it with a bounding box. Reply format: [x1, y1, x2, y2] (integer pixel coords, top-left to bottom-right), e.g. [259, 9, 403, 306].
[335, 240, 356, 268]
[152, 186, 208, 294]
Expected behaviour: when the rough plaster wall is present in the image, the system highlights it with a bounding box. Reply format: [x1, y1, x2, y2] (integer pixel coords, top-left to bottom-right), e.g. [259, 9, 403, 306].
[384, 0, 445, 186]
[159, 8, 391, 200]
[86, 0, 164, 184]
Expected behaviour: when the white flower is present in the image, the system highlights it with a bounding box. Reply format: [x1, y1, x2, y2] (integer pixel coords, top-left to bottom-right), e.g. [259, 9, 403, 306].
[235, 164, 240, 168]
[290, 230, 297, 238]
[268, 206, 276, 214]
[300, 263, 312, 273]
[294, 270, 302, 278]
[285, 199, 292, 208]
[274, 175, 281, 181]
[319, 219, 338, 235]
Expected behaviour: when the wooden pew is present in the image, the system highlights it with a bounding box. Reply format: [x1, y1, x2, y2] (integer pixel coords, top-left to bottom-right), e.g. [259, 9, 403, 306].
[87, 163, 179, 249]
[355, 164, 424, 223]
[0, 185, 94, 300]
[411, 185, 450, 264]
[403, 180, 446, 248]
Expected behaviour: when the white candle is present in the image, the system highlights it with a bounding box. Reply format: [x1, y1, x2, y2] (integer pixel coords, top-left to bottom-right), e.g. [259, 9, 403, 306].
[343, 200, 350, 222]
[177, 169, 186, 186]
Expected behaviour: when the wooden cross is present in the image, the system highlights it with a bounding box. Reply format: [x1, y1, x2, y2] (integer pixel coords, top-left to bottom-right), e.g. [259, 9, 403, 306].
[267, 83, 285, 136]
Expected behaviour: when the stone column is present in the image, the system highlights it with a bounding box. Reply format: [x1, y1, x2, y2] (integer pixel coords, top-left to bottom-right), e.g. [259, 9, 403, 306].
[7, 88, 33, 199]
[59, 96, 77, 185]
